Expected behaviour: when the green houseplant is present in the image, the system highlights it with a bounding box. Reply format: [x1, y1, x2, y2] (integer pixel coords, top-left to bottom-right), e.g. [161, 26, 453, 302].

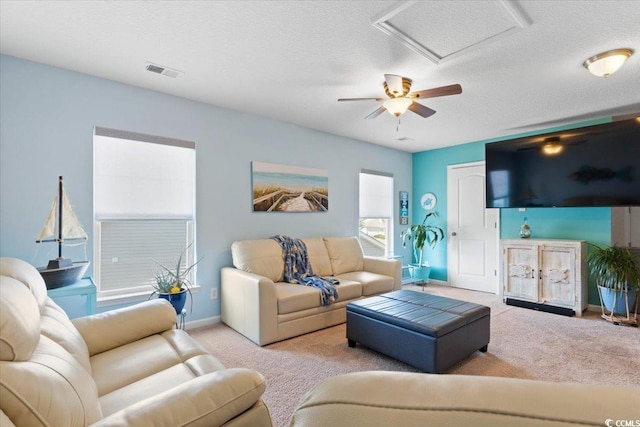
[586, 243, 640, 325]
[400, 212, 445, 282]
[150, 243, 201, 314]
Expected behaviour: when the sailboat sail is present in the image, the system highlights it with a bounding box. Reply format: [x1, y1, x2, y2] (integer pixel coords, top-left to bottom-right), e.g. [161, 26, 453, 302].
[36, 184, 88, 243]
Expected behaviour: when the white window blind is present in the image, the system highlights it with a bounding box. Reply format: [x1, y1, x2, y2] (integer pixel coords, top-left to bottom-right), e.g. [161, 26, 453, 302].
[359, 170, 394, 257]
[359, 170, 393, 218]
[93, 127, 196, 300]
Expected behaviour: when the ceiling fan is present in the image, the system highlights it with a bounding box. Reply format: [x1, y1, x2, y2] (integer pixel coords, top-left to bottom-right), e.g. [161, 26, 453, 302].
[338, 74, 462, 120]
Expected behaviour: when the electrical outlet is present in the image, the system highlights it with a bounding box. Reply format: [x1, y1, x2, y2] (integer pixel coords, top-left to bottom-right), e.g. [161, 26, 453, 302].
[210, 288, 218, 300]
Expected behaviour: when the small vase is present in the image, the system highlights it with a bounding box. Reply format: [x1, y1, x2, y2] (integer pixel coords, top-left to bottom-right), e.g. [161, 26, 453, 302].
[519, 217, 532, 239]
[159, 289, 187, 314]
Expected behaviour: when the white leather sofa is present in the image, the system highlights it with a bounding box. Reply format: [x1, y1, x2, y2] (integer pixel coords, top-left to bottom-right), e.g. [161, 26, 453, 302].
[0, 257, 272, 427]
[290, 371, 638, 426]
[221, 236, 401, 346]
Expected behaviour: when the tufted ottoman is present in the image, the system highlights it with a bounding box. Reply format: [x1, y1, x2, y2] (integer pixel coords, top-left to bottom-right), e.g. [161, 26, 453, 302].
[346, 289, 490, 373]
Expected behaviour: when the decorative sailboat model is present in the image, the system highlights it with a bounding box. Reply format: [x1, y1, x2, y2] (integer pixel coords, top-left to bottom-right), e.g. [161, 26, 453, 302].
[36, 176, 90, 289]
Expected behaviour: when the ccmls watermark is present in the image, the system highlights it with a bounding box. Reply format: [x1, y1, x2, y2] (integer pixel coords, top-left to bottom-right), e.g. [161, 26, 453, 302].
[605, 419, 640, 427]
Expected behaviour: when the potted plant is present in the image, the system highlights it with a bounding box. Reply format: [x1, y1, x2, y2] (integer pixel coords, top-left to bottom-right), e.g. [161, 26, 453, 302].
[150, 243, 201, 314]
[586, 243, 640, 325]
[400, 211, 445, 283]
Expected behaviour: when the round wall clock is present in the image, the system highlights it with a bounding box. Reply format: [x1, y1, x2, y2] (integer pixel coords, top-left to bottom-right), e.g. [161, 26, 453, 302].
[420, 192, 437, 210]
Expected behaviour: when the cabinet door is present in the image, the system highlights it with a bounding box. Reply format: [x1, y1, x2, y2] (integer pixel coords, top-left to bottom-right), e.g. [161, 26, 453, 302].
[539, 245, 576, 308]
[503, 244, 538, 301]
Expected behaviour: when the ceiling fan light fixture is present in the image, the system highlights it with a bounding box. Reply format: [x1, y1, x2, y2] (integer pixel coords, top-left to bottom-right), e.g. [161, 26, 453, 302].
[542, 143, 563, 155]
[583, 48, 633, 78]
[383, 97, 412, 117]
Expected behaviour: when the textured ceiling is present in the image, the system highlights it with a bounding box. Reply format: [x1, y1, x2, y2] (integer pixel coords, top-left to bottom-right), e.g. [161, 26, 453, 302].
[1, 1, 639, 153]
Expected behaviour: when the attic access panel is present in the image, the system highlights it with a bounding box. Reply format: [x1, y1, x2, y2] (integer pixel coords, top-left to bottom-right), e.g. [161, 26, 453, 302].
[372, 0, 531, 64]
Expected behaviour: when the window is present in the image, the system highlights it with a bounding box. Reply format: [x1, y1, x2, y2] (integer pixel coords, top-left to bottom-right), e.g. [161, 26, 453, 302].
[358, 170, 394, 257]
[93, 127, 196, 302]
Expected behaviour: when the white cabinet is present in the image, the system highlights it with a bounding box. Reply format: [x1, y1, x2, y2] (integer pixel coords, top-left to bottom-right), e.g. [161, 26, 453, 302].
[501, 239, 587, 316]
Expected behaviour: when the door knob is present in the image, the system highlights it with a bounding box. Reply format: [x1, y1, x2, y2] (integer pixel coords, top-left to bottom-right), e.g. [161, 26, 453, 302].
[451, 232, 457, 236]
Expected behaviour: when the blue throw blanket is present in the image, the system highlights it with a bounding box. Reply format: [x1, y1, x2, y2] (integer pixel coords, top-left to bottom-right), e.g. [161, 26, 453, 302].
[271, 235, 339, 305]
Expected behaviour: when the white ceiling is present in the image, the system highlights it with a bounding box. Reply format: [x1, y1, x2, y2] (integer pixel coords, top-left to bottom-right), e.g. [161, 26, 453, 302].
[1, 0, 639, 153]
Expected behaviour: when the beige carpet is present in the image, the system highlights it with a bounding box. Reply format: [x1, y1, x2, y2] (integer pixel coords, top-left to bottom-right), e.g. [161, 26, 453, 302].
[189, 285, 640, 427]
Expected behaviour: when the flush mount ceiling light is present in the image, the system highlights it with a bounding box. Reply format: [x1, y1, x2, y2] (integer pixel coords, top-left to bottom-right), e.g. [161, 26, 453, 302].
[583, 49, 634, 78]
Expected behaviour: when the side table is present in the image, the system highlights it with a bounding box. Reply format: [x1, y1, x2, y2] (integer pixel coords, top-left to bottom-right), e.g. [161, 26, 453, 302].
[47, 277, 96, 317]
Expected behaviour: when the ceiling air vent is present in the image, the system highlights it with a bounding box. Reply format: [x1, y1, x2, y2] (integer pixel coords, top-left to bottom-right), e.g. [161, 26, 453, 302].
[145, 62, 184, 78]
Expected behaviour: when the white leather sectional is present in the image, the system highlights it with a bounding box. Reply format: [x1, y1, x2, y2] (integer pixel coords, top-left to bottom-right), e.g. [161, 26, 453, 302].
[221, 236, 402, 346]
[0, 257, 272, 427]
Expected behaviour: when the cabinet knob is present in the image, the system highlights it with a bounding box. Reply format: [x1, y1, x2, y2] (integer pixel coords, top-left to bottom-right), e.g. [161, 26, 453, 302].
[451, 232, 457, 236]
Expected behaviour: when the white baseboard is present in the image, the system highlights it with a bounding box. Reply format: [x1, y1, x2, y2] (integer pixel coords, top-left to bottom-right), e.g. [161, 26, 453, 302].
[587, 304, 601, 313]
[185, 315, 220, 330]
[402, 278, 449, 287]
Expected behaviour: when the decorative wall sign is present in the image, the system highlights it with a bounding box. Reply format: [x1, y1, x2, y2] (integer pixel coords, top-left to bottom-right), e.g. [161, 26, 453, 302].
[252, 161, 328, 212]
[399, 191, 409, 225]
[420, 192, 437, 210]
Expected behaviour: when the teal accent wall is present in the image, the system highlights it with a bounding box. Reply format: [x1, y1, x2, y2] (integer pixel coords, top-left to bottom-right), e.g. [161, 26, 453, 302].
[412, 118, 613, 305]
[412, 142, 485, 281]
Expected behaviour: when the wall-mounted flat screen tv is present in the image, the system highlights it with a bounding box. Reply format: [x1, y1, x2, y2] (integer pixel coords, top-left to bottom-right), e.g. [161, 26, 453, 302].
[485, 118, 640, 208]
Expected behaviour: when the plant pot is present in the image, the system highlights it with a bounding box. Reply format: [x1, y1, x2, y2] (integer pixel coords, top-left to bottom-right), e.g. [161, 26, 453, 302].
[408, 264, 431, 282]
[158, 289, 187, 314]
[598, 286, 637, 315]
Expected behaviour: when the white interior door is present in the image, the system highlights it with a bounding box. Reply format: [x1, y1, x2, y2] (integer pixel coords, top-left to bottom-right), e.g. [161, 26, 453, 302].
[447, 162, 499, 293]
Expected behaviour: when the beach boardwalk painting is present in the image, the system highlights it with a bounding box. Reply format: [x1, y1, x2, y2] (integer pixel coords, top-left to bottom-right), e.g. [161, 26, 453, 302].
[252, 161, 329, 212]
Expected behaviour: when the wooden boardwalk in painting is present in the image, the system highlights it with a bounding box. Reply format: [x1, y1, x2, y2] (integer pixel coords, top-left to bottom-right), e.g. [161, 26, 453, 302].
[253, 189, 328, 212]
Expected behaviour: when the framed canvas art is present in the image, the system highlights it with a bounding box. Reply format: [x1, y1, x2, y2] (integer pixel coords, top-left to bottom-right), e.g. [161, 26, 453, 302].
[252, 161, 328, 212]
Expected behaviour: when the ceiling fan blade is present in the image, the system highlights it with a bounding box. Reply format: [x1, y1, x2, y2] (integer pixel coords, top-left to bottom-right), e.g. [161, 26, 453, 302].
[365, 106, 387, 119]
[384, 74, 404, 97]
[408, 101, 436, 118]
[337, 97, 385, 102]
[410, 83, 462, 99]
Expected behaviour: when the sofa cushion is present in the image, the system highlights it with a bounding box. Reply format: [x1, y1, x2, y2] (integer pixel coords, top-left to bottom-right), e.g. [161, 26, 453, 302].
[232, 239, 284, 282]
[0, 335, 103, 427]
[275, 279, 364, 315]
[275, 283, 322, 314]
[0, 277, 41, 361]
[336, 271, 395, 296]
[332, 279, 363, 301]
[302, 237, 333, 276]
[323, 237, 364, 275]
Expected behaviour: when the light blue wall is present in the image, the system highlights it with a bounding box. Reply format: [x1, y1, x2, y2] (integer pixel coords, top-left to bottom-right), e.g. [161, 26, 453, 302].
[412, 119, 613, 305]
[0, 55, 412, 321]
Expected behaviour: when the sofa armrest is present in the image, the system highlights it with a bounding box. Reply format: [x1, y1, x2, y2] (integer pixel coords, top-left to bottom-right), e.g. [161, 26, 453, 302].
[363, 257, 402, 291]
[72, 299, 177, 356]
[291, 371, 638, 426]
[221, 267, 278, 346]
[92, 368, 270, 427]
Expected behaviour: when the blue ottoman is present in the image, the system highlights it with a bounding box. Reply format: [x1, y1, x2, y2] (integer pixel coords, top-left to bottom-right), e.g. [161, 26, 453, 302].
[346, 289, 490, 373]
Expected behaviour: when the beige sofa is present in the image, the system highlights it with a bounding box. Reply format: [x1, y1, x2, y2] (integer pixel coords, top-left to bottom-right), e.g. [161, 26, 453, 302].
[0, 257, 272, 427]
[290, 371, 638, 426]
[221, 236, 401, 346]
